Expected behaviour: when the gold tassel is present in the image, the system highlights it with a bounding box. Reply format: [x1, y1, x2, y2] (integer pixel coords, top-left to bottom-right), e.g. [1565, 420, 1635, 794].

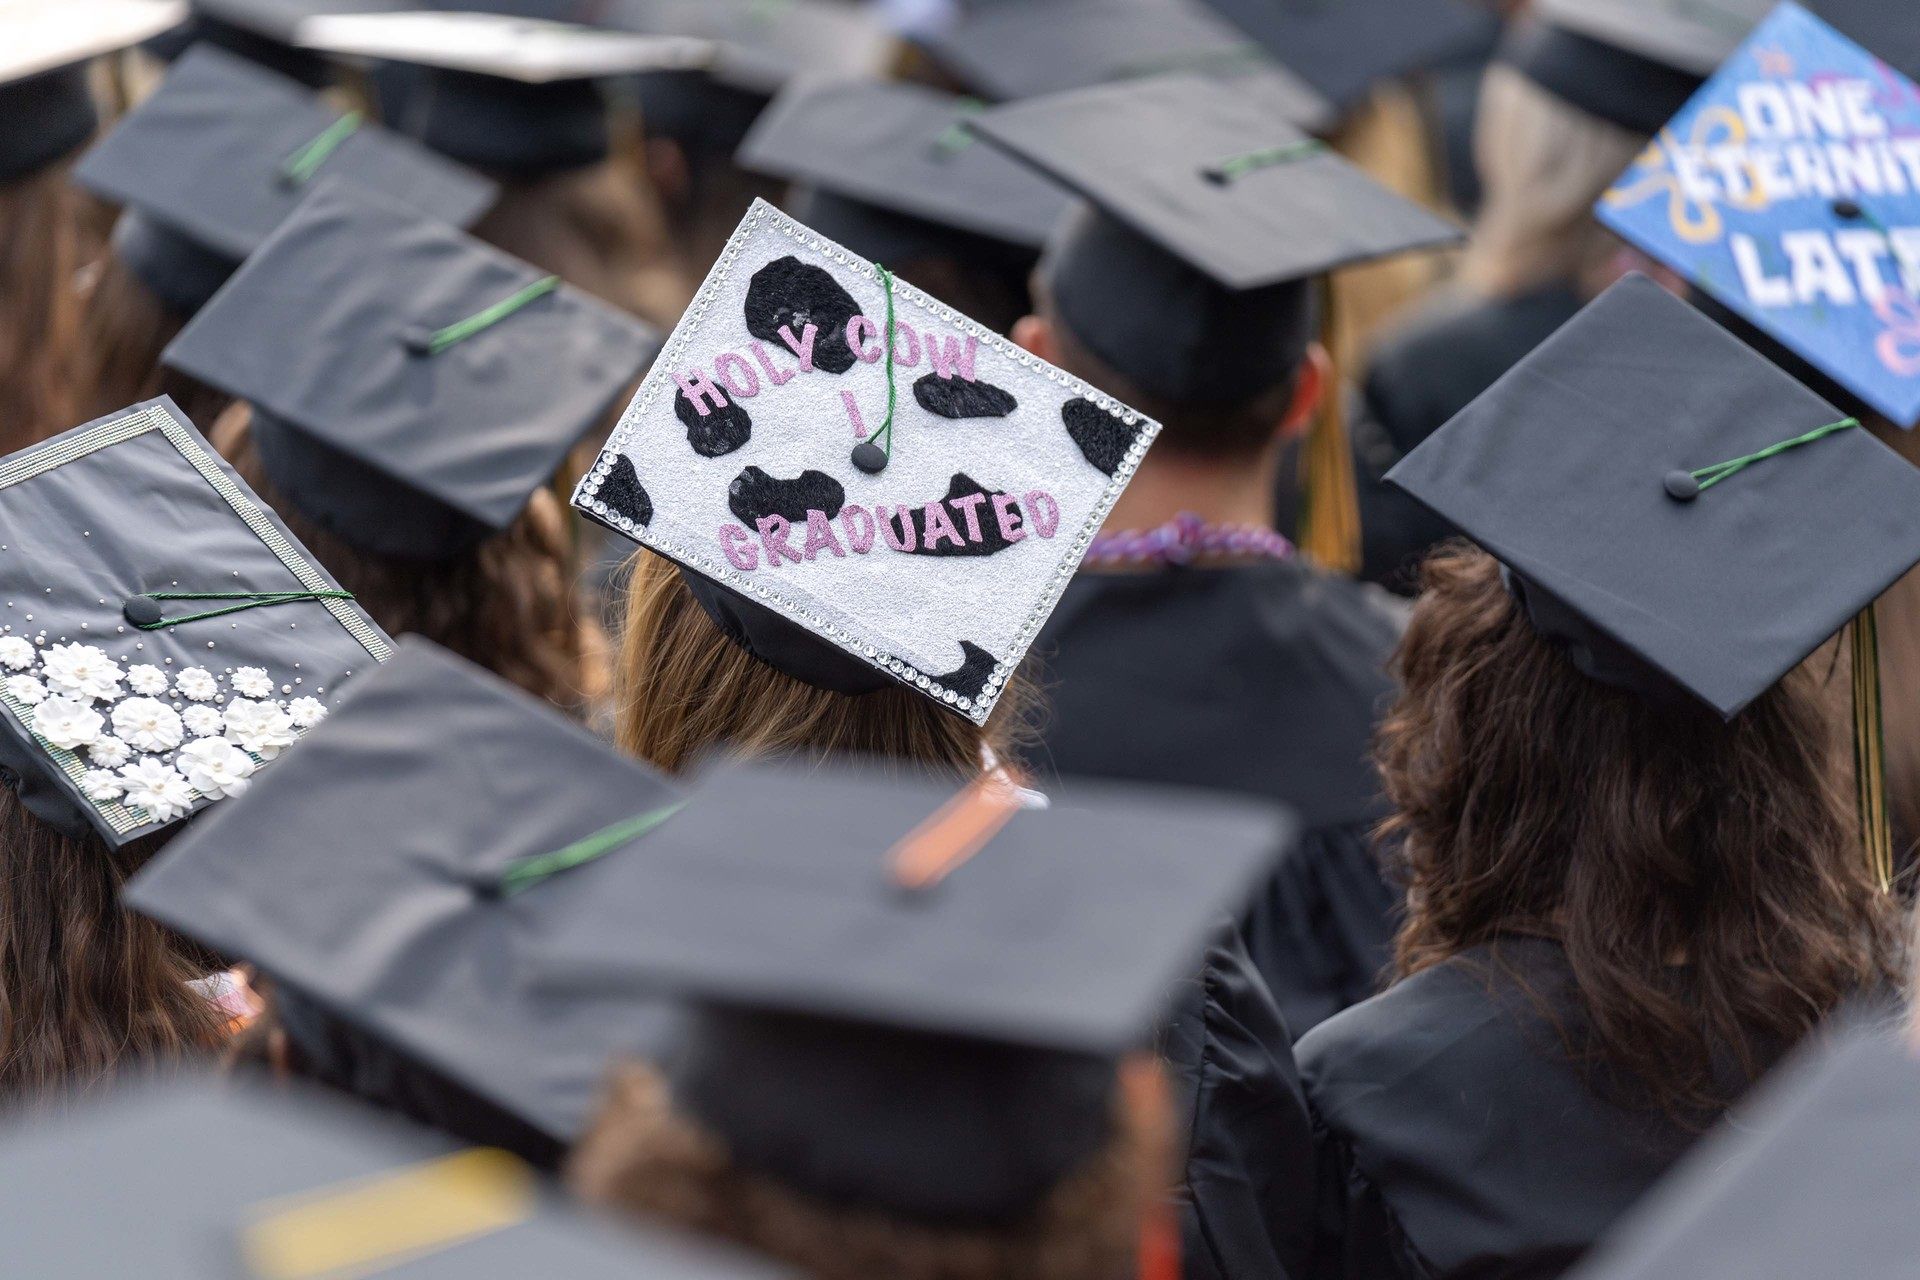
[1852, 604, 1894, 891]
[1295, 282, 1363, 575]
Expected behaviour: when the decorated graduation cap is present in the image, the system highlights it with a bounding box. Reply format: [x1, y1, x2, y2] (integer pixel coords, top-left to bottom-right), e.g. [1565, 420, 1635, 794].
[0, 0, 183, 182]
[72, 43, 495, 319]
[970, 73, 1463, 404]
[1199, 0, 1498, 118]
[0, 1075, 796, 1280]
[915, 0, 1334, 132]
[127, 640, 685, 1165]
[537, 756, 1292, 1224]
[0, 398, 390, 847]
[1594, 3, 1920, 428]
[574, 198, 1163, 722]
[1567, 1015, 1920, 1280]
[736, 78, 1072, 272]
[310, 5, 711, 176]
[1386, 273, 1920, 881]
[163, 180, 659, 561]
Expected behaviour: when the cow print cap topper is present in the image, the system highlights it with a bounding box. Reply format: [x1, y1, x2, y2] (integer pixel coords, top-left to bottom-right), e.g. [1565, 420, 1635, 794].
[575, 199, 1162, 725]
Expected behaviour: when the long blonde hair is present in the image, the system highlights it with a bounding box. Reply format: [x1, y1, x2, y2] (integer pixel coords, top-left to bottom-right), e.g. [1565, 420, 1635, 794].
[1459, 65, 1649, 298]
[614, 550, 1031, 776]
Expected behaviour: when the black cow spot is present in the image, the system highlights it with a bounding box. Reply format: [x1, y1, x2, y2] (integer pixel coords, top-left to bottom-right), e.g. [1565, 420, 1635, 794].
[913, 373, 1018, 420]
[1062, 397, 1142, 476]
[743, 256, 860, 375]
[728, 466, 847, 527]
[675, 387, 752, 457]
[932, 641, 998, 702]
[885, 473, 1020, 558]
[596, 455, 652, 527]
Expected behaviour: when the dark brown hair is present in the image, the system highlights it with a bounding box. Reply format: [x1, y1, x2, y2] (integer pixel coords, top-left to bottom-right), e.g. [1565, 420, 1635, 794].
[72, 249, 232, 431]
[1377, 546, 1901, 1113]
[0, 787, 223, 1105]
[614, 549, 1033, 777]
[0, 166, 82, 449]
[212, 403, 590, 712]
[569, 1060, 1165, 1280]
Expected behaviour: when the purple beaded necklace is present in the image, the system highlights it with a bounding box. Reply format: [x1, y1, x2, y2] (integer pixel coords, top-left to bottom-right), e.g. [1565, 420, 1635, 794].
[1082, 512, 1295, 569]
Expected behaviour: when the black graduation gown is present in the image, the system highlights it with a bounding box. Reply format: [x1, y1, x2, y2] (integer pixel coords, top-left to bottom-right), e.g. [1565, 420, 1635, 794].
[1353, 284, 1586, 592]
[1296, 939, 1721, 1280]
[1033, 560, 1404, 1037]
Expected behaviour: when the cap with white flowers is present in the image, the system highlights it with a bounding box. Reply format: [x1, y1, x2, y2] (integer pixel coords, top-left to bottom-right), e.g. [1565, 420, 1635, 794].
[0, 399, 391, 845]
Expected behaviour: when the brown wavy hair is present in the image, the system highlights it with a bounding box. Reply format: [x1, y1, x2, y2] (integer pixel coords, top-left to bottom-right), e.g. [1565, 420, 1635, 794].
[0, 788, 223, 1106]
[614, 549, 1035, 777]
[569, 1060, 1166, 1280]
[72, 249, 233, 430]
[0, 166, 83, 449]
[1377, 546, 1901, 1114]
[211, 403, 589, 712]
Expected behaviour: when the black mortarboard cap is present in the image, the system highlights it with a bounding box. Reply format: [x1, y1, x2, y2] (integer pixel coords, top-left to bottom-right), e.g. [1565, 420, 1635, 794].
[537, 757, 1291, 1222]
[1199, 0, 1498, 114]
[971, 74, 1462, 404]
[147, 0, 408, 87]
[162, 180, 660, 560]
[0, 397, 390, 847]
[1387, 274, 1920, 718]
[1567, 1013, 1920, 1280]
[737, 79, 1073, 261]
[918, 0, 1333, 129]
[301, 5, 711, 175]
[0, 0, 184, 182]
[0, 1075, 797, 1279]
[72, 44, 496, 318]
[126, 639, 685, 1163]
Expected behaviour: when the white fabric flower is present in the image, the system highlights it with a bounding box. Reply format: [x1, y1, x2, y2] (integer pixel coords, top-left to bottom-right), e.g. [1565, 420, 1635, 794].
[0, 636, 34, 670]
[182, 705, 224, 738]
[231, 667, 273, 698]
[32, 696, 104, 750]
[174, 667, 218, 702]
[117, 758, 195, 823]
[4, 675, 46, 705]
[126, 664, 169, 696]
[223, 698, 297, 759]
[79, 769, 124, 802]
[286, 697, 328, 728]
[112, 697, 185, 752]
[40, 643, 124, 702]
[87, 735, 131, 769]
[178, 738, 256, 800]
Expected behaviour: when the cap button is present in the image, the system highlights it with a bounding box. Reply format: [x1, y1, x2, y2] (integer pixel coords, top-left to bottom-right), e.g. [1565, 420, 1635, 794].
[122, 594, 164, 626]
[1833, 197, 1864, 221]
[401, 325, 437, 356]
[1663, 470, 1701, 502]
[850, 441, 889, 474]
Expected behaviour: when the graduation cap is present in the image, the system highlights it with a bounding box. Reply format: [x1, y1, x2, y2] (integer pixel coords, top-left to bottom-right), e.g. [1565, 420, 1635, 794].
[303, 5, 710, 176]
[163, 180, 660, 561]
[969, 73, 1463, 404]
[71, 43, 495, 319]
[0, 397, 391, 847]
[736, 78, 1073, 264]
[145, 0, 404, 87]
[1591, 3, 1920, 429]
[1566, 1014, 1920, 1280]
[1386, 275, 1920, 876]
[0, 0, 184, 182]
[126, 639, 686, 1165]
[1199, 0, 1499, 116]
[613, 0, 896, 174]
[915, 0, 1334, 131]
[537, 756, 1293, 1223]
[0, 1075, 797, 1279]
[573, 198, 1163, 723]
